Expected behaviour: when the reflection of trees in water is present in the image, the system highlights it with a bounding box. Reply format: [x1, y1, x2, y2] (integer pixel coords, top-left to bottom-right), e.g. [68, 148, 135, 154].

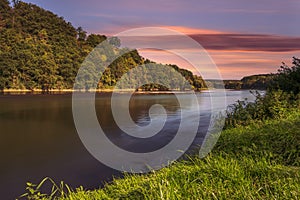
[129, 94, 180, 121]
[0, 95, 72, 122]
[95, 94, 181, 130]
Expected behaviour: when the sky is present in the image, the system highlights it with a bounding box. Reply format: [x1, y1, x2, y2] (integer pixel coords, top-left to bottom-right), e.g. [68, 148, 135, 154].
[22, 0, 300, 79]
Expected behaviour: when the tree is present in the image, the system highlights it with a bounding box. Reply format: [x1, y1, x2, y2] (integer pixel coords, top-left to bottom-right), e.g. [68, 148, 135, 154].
[272, 57, 300, 95]
[76, 26, 87, 41]
[12, 0, 20, 7]
[86, 34, 106, 48]
[108, 36, 121, 48]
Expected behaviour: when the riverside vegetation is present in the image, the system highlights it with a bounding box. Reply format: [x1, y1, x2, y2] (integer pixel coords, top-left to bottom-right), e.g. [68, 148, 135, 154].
[20, 59, 300, 199]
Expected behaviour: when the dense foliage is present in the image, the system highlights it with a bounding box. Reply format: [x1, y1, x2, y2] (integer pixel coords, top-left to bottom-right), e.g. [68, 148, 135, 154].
[225, 57, 300, 128]
[206, 74, 273, 90]
[240, 74, 273, 89]
[271, 57, 300, 95]
[0, 0, 205, 91]
[0, 0, 82, 90]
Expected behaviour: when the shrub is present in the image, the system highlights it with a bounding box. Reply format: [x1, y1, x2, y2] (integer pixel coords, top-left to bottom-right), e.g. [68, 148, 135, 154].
[225, 57, 300, 128]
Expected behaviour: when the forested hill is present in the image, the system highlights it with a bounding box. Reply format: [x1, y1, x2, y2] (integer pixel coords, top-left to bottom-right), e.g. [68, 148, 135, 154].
[0, 0, 205, 91]
[206, 74, 274, 90]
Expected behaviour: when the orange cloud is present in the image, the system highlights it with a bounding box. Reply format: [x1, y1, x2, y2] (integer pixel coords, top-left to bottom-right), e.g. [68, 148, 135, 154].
[161, 25, 225, 35]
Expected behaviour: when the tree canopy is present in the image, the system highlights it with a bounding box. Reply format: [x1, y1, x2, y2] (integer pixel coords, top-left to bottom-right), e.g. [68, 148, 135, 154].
[271, 57, 300, 95]
[0, 0, 206, 91]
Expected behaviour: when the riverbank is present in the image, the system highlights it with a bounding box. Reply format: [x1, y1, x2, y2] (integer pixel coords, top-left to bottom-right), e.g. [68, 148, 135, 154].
[0, 88, 209, 95]
[23, 110, 300, 199]
[1, 88, 116, 93]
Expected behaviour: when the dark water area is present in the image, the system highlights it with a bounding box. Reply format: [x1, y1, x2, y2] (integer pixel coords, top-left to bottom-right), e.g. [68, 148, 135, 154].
[0, 90, 261, 199]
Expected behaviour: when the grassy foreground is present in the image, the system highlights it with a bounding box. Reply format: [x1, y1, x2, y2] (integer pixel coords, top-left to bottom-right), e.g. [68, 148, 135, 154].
[23, 111, 300, 199]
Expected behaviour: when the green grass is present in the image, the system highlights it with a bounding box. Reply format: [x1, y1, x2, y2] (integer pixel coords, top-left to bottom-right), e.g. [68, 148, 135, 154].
[22, 111, 300, 200]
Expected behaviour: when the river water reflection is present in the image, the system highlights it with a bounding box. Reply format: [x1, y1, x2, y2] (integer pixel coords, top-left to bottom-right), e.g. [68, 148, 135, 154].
[0, 90, 262, 199]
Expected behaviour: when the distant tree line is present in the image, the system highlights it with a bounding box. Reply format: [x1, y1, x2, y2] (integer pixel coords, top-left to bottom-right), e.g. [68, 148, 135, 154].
[225, 74, 274, 90]
[206, 74, 274, 90]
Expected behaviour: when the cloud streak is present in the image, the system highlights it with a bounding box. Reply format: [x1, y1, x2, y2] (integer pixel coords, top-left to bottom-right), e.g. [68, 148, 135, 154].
[118, 28, 300, 52]
[190, 33, 300, 52]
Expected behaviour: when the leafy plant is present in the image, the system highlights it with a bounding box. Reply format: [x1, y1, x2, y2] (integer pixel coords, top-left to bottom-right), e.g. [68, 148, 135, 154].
[19, 177, 73, 200]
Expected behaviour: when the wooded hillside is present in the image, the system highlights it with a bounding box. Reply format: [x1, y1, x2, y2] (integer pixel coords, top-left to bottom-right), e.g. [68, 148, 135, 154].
[0, 0, 205, 91]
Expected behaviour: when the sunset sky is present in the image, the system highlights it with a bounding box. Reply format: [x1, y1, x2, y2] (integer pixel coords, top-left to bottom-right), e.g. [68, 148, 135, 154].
[23, 0, 300, 79]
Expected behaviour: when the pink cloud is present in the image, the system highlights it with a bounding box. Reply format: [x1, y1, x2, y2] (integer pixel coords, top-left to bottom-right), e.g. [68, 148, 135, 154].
[139, 48, 300, 79]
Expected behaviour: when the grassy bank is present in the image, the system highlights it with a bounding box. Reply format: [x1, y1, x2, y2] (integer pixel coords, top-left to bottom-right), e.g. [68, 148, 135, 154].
[23, 110, 300, 199]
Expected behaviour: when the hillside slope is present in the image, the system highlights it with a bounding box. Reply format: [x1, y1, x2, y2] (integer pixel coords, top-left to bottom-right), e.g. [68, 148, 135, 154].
[0, 0, 205, 91]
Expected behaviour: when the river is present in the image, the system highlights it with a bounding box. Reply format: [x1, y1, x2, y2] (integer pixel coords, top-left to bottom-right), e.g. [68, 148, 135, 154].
[0, 90, 262, 199]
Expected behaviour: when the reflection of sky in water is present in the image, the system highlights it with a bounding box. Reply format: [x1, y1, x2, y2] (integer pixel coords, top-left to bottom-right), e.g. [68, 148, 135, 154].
[94, 90, 265, 135]
[132, 90, 265, 127]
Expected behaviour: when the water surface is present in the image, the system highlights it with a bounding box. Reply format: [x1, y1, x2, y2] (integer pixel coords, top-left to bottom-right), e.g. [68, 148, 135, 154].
[0, 90, 260, 199]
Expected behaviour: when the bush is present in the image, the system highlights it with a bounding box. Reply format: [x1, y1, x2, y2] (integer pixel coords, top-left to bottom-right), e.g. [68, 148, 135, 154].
[225, 57, 300, 128]
[271, 57, 300, 95]
[225, 90, 299, 128]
